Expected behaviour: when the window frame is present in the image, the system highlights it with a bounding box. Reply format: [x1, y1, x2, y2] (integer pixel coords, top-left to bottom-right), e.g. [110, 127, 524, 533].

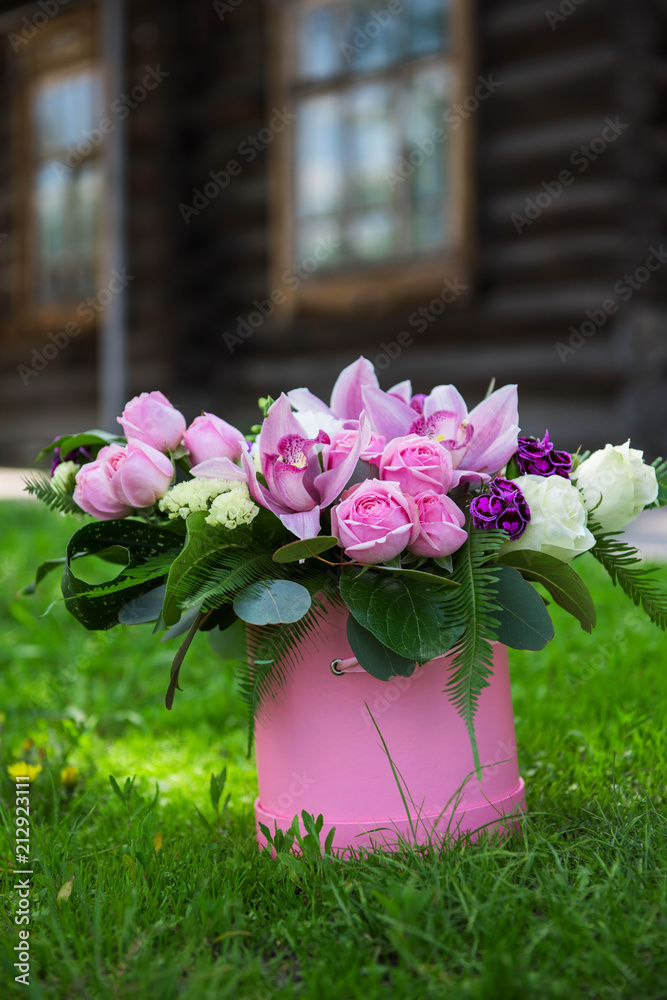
[10, 4, 104, 339]
[268, 0, 475, 317]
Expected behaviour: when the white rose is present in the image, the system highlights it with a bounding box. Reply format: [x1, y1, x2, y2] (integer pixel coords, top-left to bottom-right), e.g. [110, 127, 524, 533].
[499, 474, 595, 563]
[572, 441, 658, 532]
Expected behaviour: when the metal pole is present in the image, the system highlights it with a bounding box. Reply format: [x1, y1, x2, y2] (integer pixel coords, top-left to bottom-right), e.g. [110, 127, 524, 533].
[98, 0, 127, 431]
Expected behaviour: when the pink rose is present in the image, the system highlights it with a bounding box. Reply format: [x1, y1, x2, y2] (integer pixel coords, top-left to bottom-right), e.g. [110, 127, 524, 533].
[331, 479, 419, 564]
[379, 434, 453, 496]
[74, 442, 173, 520]
[408, 490, 468, 558]
[111, 441, 174, 509]
[184, 412, 246, 466]
[118, 391, 186, 453]
[73, 445, 134, 520]
[325, 430, 386, 470]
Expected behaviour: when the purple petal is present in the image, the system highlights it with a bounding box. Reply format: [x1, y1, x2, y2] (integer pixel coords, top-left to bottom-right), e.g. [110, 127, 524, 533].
[387, 379, 412, 403]
[361, 385, 416, 439]
[269, 459, 319, 511]
[330, 357, 379, 420]
[463, 385, 520, 474]
[242, 451, 291, 517]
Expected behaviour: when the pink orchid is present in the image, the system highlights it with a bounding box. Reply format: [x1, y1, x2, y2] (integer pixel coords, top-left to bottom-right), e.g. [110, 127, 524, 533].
[361, 383, 520, 483]
[242, 394, 371, 539]
[287, 356, 379, 429]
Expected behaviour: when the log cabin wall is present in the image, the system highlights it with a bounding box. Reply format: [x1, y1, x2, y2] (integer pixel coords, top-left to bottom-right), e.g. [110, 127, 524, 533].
[0, 0, 665, 464]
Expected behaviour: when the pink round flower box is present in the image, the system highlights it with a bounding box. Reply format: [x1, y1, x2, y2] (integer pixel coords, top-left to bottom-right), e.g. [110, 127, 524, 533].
[254, 604, 525, 854]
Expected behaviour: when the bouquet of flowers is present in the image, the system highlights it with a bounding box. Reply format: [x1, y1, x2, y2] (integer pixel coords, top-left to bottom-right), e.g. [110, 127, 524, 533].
[25, 357, 667, 773]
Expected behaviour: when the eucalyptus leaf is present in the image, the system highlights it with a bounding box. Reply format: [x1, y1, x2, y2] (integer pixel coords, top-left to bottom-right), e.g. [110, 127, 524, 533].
[233, 579, 312, 625]
[119, 585, 167, 625]
[497, 549, 595, 632]
[346, 616, 416, 681]
[488, 565, 554, 650]
[272, 536, 338, 563]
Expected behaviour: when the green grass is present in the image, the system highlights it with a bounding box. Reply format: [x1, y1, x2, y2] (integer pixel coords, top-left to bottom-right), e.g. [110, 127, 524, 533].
[1, 500, 666, 1000]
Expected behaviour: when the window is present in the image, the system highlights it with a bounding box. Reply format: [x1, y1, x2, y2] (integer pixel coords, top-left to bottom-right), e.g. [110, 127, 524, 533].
[11, 6, 103, 334]
[270, 0, 473, 313]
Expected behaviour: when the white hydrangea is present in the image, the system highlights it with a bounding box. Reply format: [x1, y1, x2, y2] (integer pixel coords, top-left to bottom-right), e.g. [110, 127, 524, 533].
[159, 477, 244, 520]
[52, 461, 78, 491]
[206, 488, 259, 529]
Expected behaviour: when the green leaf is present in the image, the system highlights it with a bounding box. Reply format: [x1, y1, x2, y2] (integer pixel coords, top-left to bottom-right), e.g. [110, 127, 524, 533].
[339, 569, 463, 663]
[444, 527, 506, 778]
[589, 520, 667, 630]
[36, 429, 123, 462]
[272, 536, 339, 563]
[22, 558, 67, 595]
[488, 565, 554, 650]
[649, 457, 667, 508]
[497, 549, 595, 632]
[346, 616, 416, 680]
[373, 565, 460, 588]
[165, 611, 207, 709]
[61, 520, 179, 630]
[233, 579, 312, 625]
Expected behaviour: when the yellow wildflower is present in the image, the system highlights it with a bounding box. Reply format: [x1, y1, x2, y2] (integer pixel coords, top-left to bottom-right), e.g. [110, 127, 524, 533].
[7, 762, 41, 782]
[61, 766, 79, 789]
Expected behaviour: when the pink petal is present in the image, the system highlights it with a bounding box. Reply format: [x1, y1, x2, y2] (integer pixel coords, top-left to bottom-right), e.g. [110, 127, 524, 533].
[259, 394, 310, 456]
[361, 386, 415, 439]
[190, 457, 248, 482]
[463, 385, 520, 474]
[269, 459, 318, 511]
[286, 387, 333, 416]
[387, 379, 412, 403]
[242, 451, 291, 517]
[279, 507, 322, 540]
[314, 413, 371, 507]
[330, 357, 378, 420]
[424, 385, 468, 423]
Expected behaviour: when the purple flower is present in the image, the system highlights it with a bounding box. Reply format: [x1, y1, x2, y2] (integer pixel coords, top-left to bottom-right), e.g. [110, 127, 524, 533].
[515, 430, 571, 479]
[50, 439, 92, 476]
[470, 477, 530, 540]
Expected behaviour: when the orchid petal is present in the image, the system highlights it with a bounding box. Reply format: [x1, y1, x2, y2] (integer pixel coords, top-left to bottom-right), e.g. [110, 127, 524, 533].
[286, 387, 333, 416]
[330, 357, 378, 420]
[361, 385, 415, 439]
[190, 457, 248, 482]
[269, 459, 319, 510]
[259, 394, 308, 456]
[450, 469, 491, 488]
[242, 451, 291, 518]
[424, 385, 468, 423]
[314, 413, 372, 507]
[464, 385, 520, 474]
[387, 379, 412, 403]
[279, 507, 322, 540]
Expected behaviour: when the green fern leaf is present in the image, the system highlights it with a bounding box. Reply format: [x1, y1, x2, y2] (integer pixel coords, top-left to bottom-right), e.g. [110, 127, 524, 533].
[650, 456, 667, 508]
[444, 527, 505, 777]
[589, 520, 667, 630]
[23, 473, 83, 516]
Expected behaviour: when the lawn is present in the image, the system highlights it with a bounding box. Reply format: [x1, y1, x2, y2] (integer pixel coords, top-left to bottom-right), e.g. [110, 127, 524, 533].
[1, 500, 666, 1000]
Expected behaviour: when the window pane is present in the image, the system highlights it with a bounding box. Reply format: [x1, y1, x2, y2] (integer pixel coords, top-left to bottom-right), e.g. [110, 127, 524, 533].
[298, 3, 344, 80]
[407, 0, 449, 57]
[348, 82, 398, 208]
[34, 69, 103, 155]
[295, 94, 343, 217]
[296, 216, 342, 268]
[347, 0, 405, 73]
[34, 159, 102, 302]
[347, 208, 396, 259]
[406, 66, 448, 200]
